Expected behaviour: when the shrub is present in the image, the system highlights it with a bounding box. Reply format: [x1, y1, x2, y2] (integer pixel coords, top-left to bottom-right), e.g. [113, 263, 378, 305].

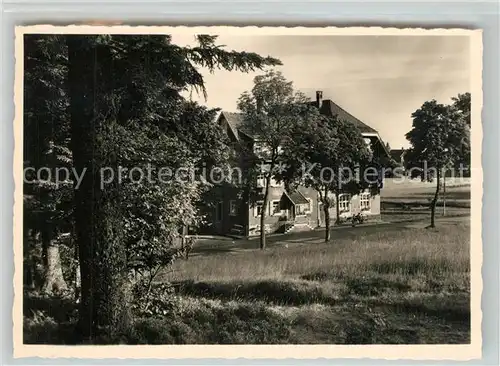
[131, 282, 181, 317]
[23, 310, 78, 344]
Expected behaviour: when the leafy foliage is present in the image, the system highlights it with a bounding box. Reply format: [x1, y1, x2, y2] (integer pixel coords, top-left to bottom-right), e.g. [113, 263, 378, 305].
[131, 283, 179, 317]
[404, 96, 470, 227]
[280, 113, 373, 240]
[237, 70, 314, 248]
[24, 35, 74, 295]
[452, 92, 471, 127]
[25, 33, 281, 338]
[405, 99, 470, 179]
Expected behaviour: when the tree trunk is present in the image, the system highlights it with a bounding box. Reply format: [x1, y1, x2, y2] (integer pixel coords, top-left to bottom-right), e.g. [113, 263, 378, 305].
[323, 202, 331, 242]
[335, 191, 340, 224]
[73, 229, 81, 301]
[430, 169, 441, 228]
[260, 174, 272, 250]
[67, 36, 131, 341]
[32, 230, 44, 289]
[442, 175, 446, 216]
[24, 261, 35, 289]
[75, 260, 81, 300]
[41, 229, 68, 295]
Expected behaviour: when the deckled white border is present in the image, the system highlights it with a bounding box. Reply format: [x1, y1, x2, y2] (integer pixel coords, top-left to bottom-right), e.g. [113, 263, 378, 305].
[13, 25, 483, 360]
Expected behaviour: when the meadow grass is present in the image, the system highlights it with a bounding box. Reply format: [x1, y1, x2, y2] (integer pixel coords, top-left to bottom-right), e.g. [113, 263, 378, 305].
[165, 222, 469, 286]
[24, 220, 470, 344]
[157, 220, 471, 344]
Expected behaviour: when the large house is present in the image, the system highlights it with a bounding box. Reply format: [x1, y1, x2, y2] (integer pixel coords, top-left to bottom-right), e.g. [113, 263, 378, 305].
[208, 91, 390, 238]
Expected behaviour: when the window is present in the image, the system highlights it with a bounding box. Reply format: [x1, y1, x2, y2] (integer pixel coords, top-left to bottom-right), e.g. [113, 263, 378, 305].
[270, 200, 281, 216]
[254, 201, 264, 217]
[306, 198, 313, 213]
[338, 194, 351, 213]
[296, 198, 313, 216]
[364, 138, 373, 153]
[296, 204, 305, 216]
[256, 175, 266, 188]
[229, 200, 238, 216]
[257, 175, 282, 188]
[215, 201, 223, 222]
[360, 193, 371, 211]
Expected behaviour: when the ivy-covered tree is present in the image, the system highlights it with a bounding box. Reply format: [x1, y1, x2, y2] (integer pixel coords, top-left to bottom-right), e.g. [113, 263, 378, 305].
[64, 35, 281, 339]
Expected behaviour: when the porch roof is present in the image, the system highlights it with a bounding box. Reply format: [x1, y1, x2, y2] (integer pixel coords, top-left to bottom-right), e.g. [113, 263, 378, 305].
[283, 190, 309, 205]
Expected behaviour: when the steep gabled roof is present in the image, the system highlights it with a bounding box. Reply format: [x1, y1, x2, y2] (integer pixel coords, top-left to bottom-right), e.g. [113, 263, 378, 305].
[219, 98, 380, 143]
[319, 99, 377, 134]
[219, 111, 242, 140]
[283, 190, 309, 205]
[218, 111, 255, 141]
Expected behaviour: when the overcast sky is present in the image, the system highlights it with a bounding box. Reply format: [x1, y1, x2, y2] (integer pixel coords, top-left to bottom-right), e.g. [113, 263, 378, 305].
[174, 35, 470, 149]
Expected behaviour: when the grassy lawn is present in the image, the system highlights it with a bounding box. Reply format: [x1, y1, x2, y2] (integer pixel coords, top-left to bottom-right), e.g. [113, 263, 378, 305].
[381, 183, 471, 222]
[381, 182, 470, 207]
[148, 219, 470, 344]
[23, 185, 471, 344]
[24, 219, 470, 344]
[381, 208, 470, 224]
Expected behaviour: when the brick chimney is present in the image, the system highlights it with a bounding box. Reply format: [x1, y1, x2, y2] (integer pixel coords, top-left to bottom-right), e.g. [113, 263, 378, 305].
[316, 90, 323, 108]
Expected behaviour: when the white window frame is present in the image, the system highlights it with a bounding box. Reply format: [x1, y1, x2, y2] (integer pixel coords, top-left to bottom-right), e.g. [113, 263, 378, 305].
[338, 194, 351, 213]
[254, 201, 264, 217]
[306, 197, 313, 214]
[229, 200, 238, 216]
[256, 175, 266, 188]
[295, 204, 307, 217]
[270, 200, 282, 216]
[360, 192, 371, 211]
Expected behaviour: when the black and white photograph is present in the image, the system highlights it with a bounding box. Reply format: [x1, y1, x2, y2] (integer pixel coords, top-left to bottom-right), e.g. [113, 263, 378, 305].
[14, 26, 482, 359]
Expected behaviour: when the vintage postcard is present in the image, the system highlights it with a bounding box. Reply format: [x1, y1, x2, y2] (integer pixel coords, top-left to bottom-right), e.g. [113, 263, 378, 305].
[13, 25, 482, 360]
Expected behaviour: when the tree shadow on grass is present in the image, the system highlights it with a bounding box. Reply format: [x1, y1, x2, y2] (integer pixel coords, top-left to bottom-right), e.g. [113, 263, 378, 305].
[191, 247, 237, 257]
[367, 298, 470, 324]
[174, 279, 338, 306]
[299, 271, 470, 325]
